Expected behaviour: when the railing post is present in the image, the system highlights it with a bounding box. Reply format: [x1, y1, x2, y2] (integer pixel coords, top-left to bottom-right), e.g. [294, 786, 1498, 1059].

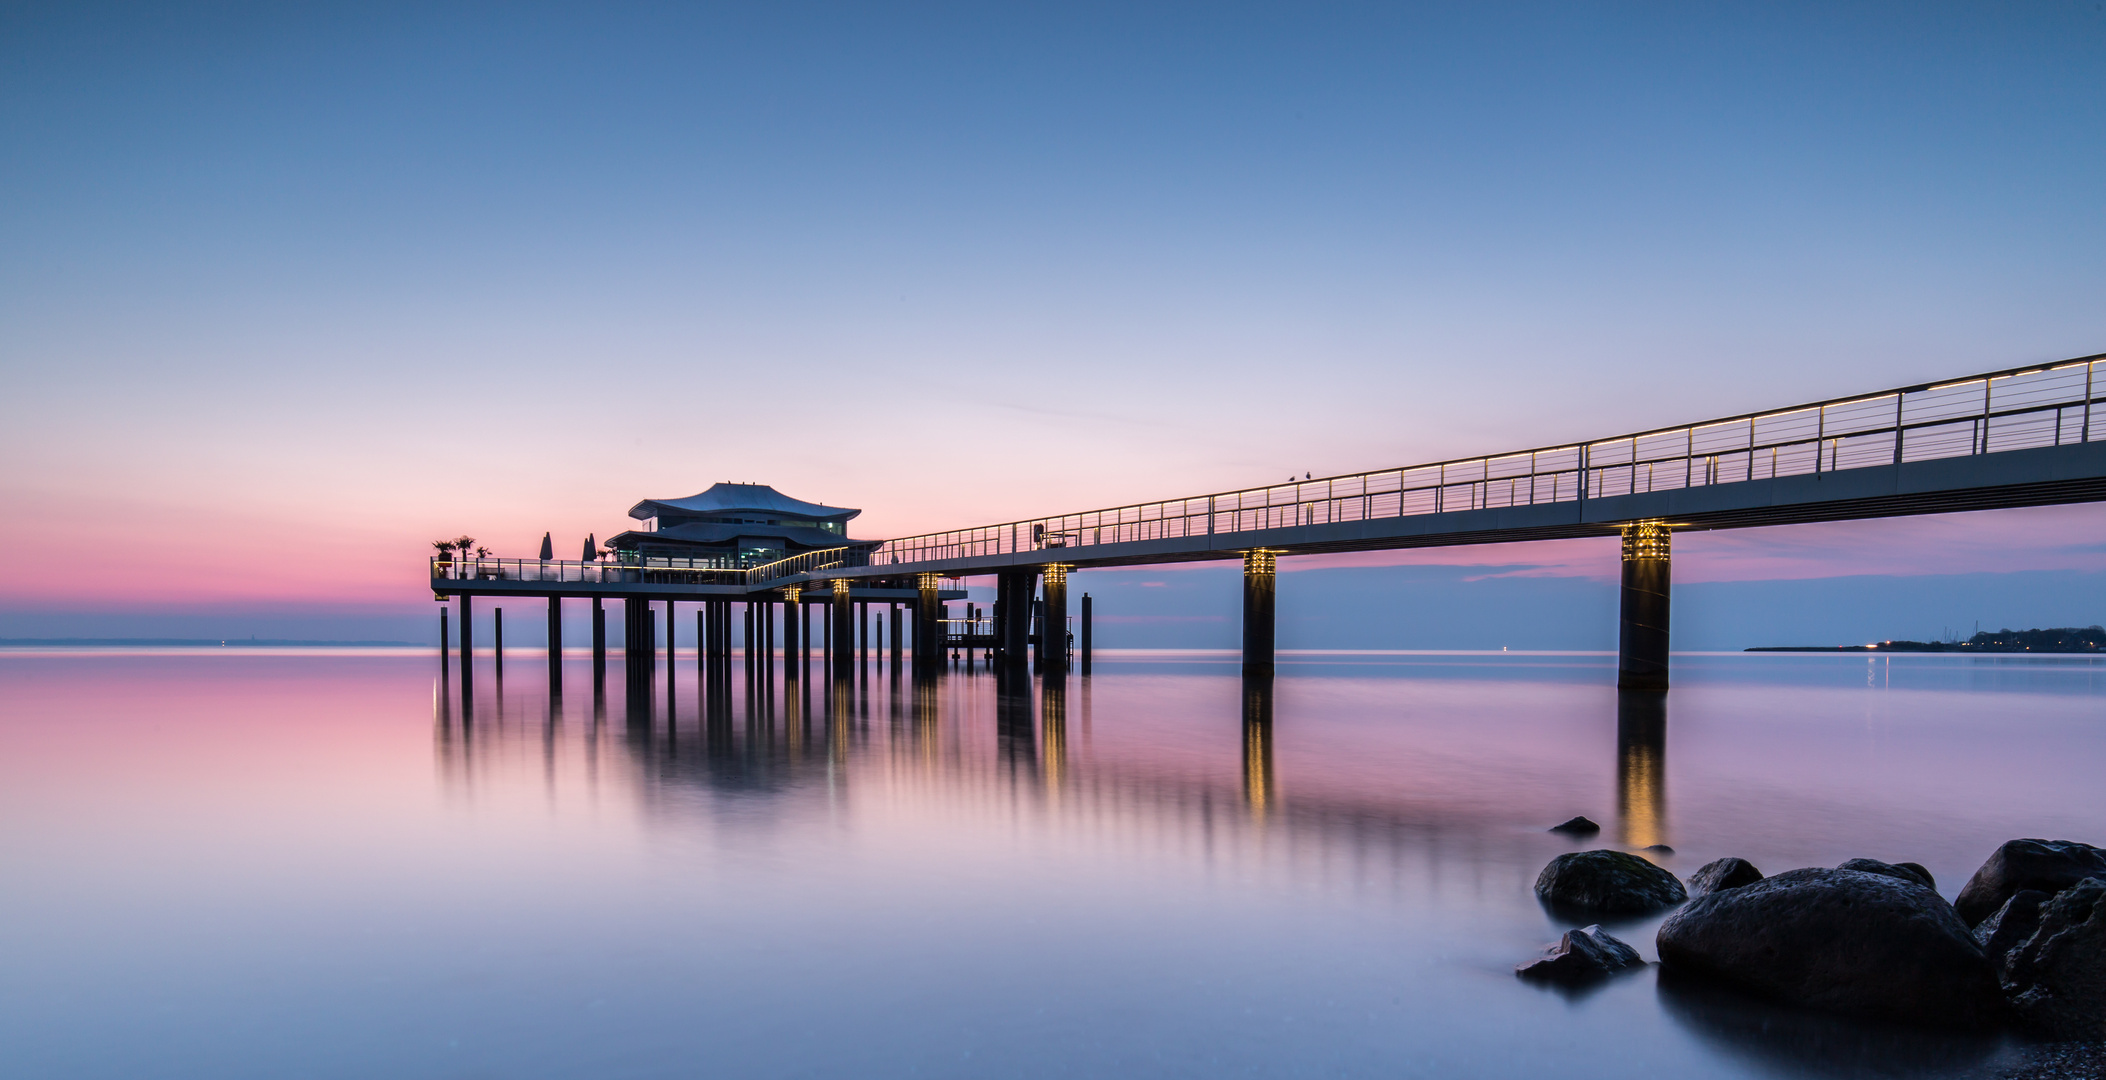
[2086, 360, 2095, 443]
[1980, 377, 1994, 454]
[1893, 392, 1906, 464]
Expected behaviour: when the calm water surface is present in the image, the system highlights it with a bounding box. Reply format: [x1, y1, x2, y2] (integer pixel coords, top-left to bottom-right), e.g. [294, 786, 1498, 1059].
[3, 649, 2103, 1079]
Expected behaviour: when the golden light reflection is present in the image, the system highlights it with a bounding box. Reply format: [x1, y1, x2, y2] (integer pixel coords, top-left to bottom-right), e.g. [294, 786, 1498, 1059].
[1616, 691, 1667, 850]
[1242, 676, 1276, 822]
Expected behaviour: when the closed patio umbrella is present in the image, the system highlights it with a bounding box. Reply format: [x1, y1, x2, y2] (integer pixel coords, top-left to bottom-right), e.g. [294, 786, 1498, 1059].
[582, 534, 596, 561]
[539, 532, 553, 560]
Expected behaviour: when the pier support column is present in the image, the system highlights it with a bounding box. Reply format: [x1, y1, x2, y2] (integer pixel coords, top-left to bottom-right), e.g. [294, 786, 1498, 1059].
[494, 608, 504, 678]
[995, 571, 1036, 669]
[1042, 564, 1071, 675]
[832, 579, 853, 680]
[439, 606, 450, 674]
[1617, 521, 1671, 691]
[460, 595, 473, 702]
[889, 603, 902, 674]
[1242, 549, 1277, 678]
[547, 597, 562, 694]
[591, 598, 605, 683]
[782, 588, 802, 681]
[914, 573, 942, 676]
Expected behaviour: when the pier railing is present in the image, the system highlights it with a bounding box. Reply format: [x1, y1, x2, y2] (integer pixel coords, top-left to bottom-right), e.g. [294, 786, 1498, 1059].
[858, 353, 2104, 567]
[431, 555, 748, 587]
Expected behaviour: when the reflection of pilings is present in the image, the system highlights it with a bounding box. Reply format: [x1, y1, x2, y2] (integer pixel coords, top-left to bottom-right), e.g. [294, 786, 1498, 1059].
[1041, 675, 1067, 795]
[1243, 674, 1275, 819]
[1617, 690, 1668, 849]
[995, 665, 1037, 776]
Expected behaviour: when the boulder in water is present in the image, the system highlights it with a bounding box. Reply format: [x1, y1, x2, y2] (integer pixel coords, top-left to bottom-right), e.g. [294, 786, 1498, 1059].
[1516, 924, 1644, 985]
[2000, 877, 2106, 1040]
[1689, 857, 1763, 897]
[1655, 867, 2003, 1029]
[1955, 839, 2106, 928]
[1837, 858, 1936, 891]
[1535, 849, 1686, 913]
[1549, 816, 1601, 835]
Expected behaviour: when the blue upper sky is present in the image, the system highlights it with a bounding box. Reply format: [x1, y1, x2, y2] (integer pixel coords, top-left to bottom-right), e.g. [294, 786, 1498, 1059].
[3, 2, 2103, 644]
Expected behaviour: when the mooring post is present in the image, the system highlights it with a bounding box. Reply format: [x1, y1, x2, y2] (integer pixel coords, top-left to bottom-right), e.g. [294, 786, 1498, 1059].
[547, 596, 562, 694]
[1617, 521, 1672, 691]
[1242, 549, 1276, 678]
[1042, 564, 1070, 675]
[1080, 592, 1092, 675]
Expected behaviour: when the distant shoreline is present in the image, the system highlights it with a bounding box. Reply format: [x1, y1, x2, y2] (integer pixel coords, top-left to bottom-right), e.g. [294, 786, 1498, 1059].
[1747, 643, 2103, 653]
[0, 638, 425, 648]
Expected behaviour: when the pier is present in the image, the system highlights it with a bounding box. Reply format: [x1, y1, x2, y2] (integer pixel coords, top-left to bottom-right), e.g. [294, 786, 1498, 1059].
[434, 352, 2106, 689]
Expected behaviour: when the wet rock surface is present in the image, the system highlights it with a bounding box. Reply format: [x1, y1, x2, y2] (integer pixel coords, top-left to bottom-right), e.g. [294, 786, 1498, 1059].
[1655, 867, 2003, 1029]
[2000, 877, 2106, 1040]
[1977, 890, 2051, 967]
[1689, 857, 1763, 896]
[1534, 849, 1686, 913]
[1837, 858, 1936, 891]
[1956, 839, 2106, 928]
[1515, 924, 1643, 985]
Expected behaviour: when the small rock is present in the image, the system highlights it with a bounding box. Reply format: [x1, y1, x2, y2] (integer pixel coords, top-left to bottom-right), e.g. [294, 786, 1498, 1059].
[1549, 816, 1601, 835]
[1646, 844, 1676, 855]
[1838, 858, 1936, 891]
[1656, 867, 2003, 1029]
[2002, 877, 2106, 1040]
[1977, 889, 2051, 967]
[1956, 839, 2106, 928]
[1689, 857, 1764, 897]
[1535, 849, 1687, 913]
[1516, 924, 1644, 985]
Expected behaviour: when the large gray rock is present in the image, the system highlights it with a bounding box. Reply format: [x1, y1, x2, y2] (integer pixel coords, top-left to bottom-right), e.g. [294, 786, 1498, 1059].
[1837, 858, 1935, 891]
[1689, 857, 1763, 896]
[1656, 867, 2004, 1029]
[2000, 877, 2106, 1040]
[1955, 839, 2106, 928]
[1975, 889, 2050, 967]
[1535, 849, 1687, 913]
[1515, 924, 1643, 985]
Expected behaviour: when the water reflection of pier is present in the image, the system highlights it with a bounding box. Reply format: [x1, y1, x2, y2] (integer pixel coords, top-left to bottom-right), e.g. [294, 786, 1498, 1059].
[434, 662, 1674, 893]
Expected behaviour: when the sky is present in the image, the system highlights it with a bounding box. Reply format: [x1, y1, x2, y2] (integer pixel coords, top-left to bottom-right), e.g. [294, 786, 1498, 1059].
[3, 2, 2104, 646]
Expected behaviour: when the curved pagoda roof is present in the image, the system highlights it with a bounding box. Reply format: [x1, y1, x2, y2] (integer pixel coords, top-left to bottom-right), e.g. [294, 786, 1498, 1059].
[628, 483, 860, 523]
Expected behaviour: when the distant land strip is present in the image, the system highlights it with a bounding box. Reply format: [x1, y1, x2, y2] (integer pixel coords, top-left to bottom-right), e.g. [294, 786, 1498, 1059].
[1749, 625, 2104, 654]
[0, 638, 425, 648]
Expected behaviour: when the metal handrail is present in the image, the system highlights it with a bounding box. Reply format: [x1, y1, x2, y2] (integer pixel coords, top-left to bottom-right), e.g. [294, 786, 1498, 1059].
[430, 556, 748, 586]
[866, 352, 2105, 566]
